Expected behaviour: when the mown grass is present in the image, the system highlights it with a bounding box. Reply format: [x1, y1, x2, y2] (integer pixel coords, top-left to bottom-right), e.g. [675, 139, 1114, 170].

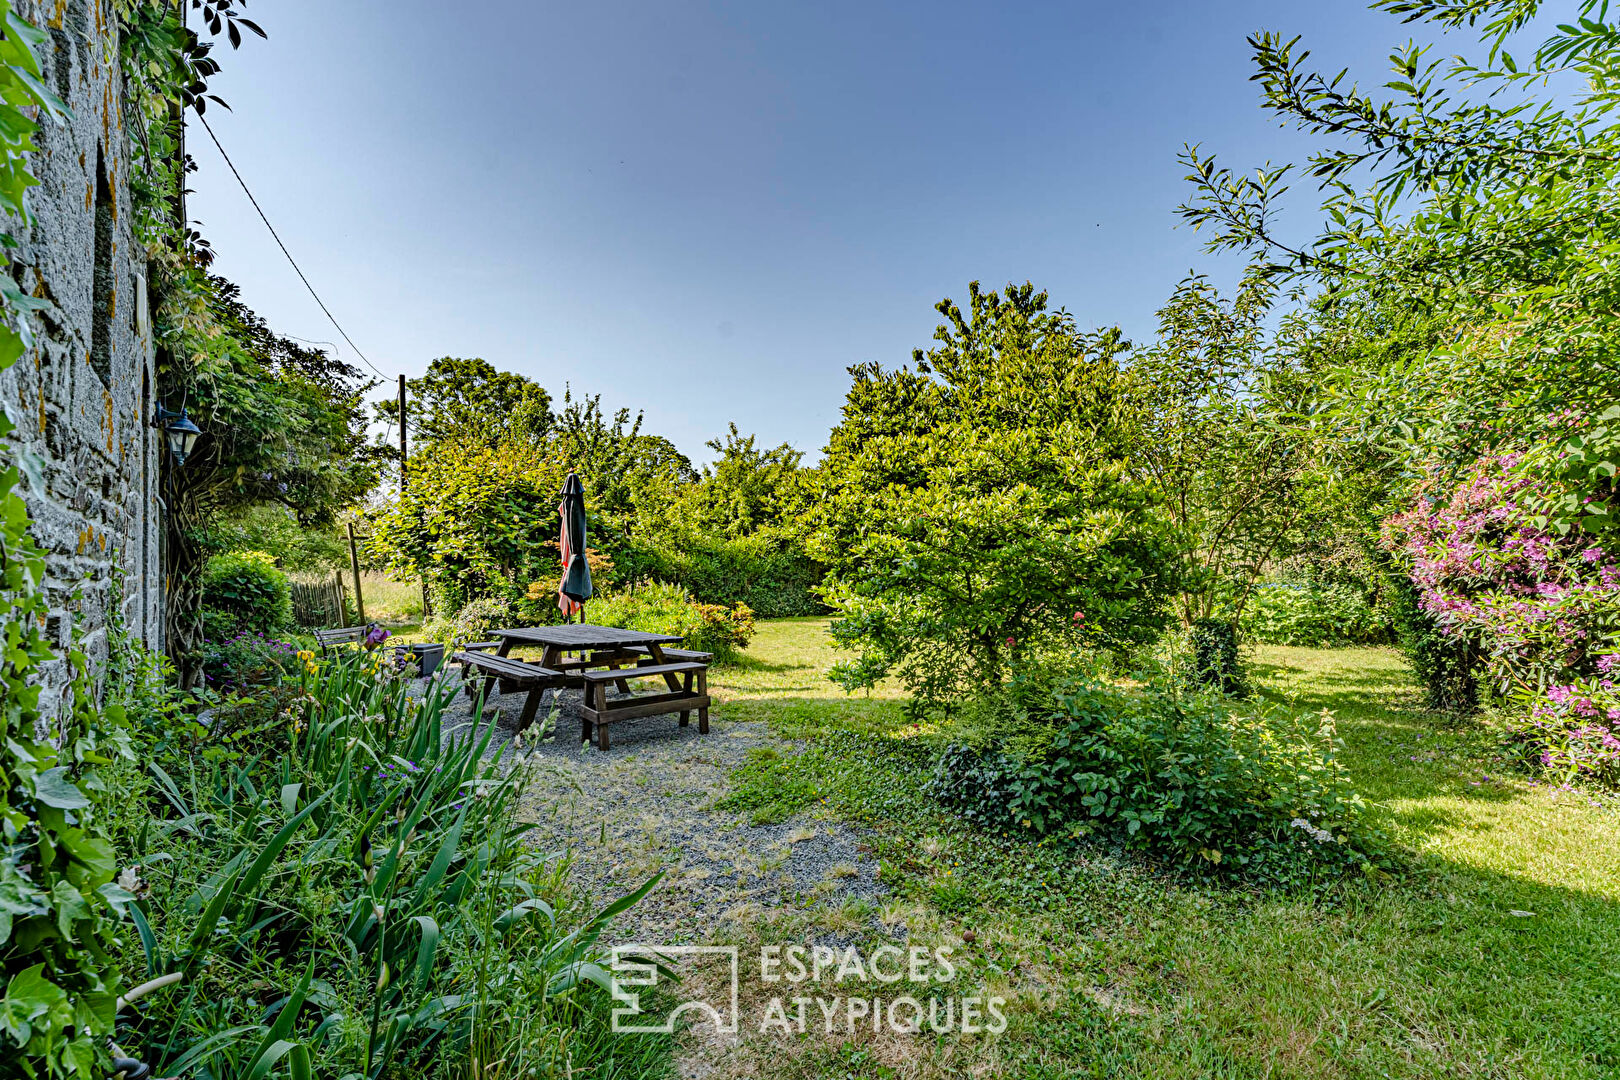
[356, 571, 424, 624]
[702, 619, 1620, 1080]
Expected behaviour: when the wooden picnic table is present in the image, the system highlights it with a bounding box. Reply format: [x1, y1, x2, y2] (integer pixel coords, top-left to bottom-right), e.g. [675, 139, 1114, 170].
[488, 624, 708, 750]
[492, 623, 683, 668]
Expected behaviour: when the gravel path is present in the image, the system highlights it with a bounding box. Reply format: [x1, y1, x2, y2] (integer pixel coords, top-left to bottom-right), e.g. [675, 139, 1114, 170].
[430, 671, 888, 944]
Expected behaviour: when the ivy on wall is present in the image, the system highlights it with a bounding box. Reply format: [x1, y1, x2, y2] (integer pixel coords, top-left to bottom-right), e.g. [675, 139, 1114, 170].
[0, 5, 140, 1079]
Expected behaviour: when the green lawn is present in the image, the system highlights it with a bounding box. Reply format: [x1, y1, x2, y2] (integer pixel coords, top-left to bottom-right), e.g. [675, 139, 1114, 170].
[702, 619, 1620, 1079]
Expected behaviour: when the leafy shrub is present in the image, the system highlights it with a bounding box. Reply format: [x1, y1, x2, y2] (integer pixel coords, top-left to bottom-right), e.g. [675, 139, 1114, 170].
[201, 550, 293, 635]
[1241, 580, 1395, 646]
[625, 530, 825, 617]
[1384, 456, 1619, 727]
[1498, 664, 1620, 787]
[423, 594, 518, 645]
[1187, 618, 1247, 696]
[521, 546, 617, 613]
[589, 581, 755, 660]
[931, 679, 1383, 885]
[199, 629, 301, 693]
[805, 283, 1181, 709]
[1384, 567, 1480, 712]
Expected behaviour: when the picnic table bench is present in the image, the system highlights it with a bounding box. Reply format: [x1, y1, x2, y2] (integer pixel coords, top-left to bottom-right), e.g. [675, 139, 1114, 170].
[579, 661, 709, 750]
[452, 651, 565, 729]
[626, 644, 714, 663]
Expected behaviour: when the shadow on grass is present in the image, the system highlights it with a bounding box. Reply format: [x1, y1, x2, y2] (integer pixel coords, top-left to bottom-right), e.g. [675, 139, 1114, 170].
[713, 693, 910, 737]
[716, 653, 802, 676]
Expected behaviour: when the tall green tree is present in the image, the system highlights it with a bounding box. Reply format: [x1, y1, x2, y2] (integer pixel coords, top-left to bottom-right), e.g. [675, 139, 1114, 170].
[387, 357, 553, 448]
[805, 282, 1180, 707]
[1179, 0, 1620, 533]
[1126, 268, 1315, 625]
[681, 423, 806, 539]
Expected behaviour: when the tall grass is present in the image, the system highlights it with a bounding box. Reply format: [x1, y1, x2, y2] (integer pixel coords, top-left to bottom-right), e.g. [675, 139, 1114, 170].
[109, 651, 667, 1080]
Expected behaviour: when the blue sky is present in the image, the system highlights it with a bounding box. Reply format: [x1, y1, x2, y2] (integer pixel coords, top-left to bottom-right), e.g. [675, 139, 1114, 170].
[189, 0, 1424, 463]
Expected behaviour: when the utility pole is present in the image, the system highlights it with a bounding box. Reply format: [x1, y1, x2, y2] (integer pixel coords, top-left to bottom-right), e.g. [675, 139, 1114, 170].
[397, 374, 430, 617]
[397, 373, 408, 493]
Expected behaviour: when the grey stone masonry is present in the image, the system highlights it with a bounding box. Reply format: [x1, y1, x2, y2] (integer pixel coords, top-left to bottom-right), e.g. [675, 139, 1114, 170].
[2, 0, 163, 709]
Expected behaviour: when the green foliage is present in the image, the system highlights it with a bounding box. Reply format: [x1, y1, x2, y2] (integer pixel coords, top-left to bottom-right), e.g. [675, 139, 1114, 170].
[1128, 268, 1316, 626]
[0, 439, 132, 1080]
[1241, 579, 1395, 647]
[620, 423, 824, 615]
[201, 552, 292, 636]
[806, 282, 1179, 708]
[370, 394, 693, 606]
[588, 581, 755, 660]
[626, 529, 824, 618]
[421, 595, 517, 647]
[713, 747, 820, 824]
[717, 732, 937, 832]
[198, 631, 300, 696]
[0, 1, 68, 374]
[388, 357, 553, 449]
[1381, 556, 1482, 713]
[208, 506, 348, 574]
[115, 2, 373, 686]
[1181, 1, 1620, 531]
[1187, 618, 1248, 697]
[932, 680, 1383, 887]
[110, 651, 657, 1080]
[0, 11, 130, 1079]
[375, 439, 571, 604]
[683, 423, 807, 539]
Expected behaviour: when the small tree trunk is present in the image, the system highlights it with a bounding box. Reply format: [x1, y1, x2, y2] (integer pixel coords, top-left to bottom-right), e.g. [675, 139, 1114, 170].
[165, 487, 206, 691]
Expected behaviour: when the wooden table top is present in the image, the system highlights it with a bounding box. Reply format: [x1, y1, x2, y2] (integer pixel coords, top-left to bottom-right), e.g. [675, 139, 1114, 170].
[493, 624, 683, 649]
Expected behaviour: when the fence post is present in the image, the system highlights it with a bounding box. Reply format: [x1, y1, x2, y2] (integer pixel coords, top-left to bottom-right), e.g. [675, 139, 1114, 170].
[333, 569, 347, 626]
[346, 521, 366, 624]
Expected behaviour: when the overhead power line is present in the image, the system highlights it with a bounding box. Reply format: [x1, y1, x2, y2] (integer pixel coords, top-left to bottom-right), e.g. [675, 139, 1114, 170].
[196, 113, 387, 381]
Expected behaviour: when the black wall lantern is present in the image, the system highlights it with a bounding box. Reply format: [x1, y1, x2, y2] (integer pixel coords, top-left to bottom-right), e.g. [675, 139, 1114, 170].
[153, 405, 202, 466]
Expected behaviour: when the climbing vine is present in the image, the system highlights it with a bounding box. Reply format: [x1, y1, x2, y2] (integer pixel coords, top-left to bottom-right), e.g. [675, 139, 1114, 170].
[114, 1, 375, 690]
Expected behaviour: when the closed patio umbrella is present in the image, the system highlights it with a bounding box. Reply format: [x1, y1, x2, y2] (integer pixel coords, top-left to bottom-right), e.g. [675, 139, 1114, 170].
[557, 472, 593, 621]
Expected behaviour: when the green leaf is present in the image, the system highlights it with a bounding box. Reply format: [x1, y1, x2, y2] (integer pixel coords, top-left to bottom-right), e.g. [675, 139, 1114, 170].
[33, 767, 90, 809]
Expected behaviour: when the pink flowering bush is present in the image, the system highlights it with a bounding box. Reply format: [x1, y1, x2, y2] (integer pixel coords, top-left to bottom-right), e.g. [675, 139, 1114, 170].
[1385, 456, 1620, 785]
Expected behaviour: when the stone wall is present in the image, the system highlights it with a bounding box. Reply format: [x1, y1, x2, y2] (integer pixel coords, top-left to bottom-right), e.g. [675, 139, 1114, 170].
[1, 0, 162, 703]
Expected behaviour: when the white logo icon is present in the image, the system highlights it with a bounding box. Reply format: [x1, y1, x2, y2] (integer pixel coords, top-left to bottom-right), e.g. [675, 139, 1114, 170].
[609, 945, 740, 1034]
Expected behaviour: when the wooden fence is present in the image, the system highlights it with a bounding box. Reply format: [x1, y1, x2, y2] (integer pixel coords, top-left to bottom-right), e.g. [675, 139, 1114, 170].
[290, 572, 348, 628]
